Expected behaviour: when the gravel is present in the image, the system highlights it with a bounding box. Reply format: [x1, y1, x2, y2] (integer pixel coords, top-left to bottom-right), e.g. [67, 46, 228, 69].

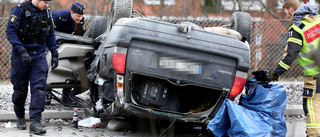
[276, 81, 304, 105]
[0, 84, 88, 112]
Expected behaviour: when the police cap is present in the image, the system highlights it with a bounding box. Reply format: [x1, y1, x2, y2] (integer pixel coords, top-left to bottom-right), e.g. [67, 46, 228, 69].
[71, 2, 85, 15]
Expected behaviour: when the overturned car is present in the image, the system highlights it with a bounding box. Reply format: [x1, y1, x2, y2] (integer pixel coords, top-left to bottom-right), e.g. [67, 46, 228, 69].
[87, 0, 251, 128]
[46, 0, 252, 133]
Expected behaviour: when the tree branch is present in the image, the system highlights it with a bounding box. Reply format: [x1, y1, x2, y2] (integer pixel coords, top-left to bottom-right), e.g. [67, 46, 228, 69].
[258, 0, 281, 19]
[237, 0, 243, 11]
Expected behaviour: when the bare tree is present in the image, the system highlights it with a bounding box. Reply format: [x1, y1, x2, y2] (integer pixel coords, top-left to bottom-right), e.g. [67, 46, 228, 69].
[160, 0, 165, 17]
[232, 0, 237, 11]
[82, 0, 99, 15]
[315, 0, 320, 10]
[233, 0, 282, 19]
[257, 0, 281, 19]
[1, 0, 11, 17]
[101, 0, 110, 15]
[200, 0, 224, 16]
[237, 0, 243, 11]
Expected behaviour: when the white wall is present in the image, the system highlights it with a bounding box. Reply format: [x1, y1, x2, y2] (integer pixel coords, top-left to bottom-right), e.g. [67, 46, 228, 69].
[144, 0, 176, 5]
[0, 0, 25, 3]
[222, 0, 319, 11]
[222, 0, 267, 11]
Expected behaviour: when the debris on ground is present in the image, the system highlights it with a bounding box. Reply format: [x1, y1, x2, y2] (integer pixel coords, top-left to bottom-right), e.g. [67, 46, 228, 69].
[78, 117, 101, 128]
[4, 121, 14, 128]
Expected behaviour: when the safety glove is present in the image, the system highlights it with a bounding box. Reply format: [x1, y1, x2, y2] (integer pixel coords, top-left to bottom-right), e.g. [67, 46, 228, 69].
[51, 54, 59, 70]
[20, 50, 32, 65]
[271, 73, 281, 81]
[252, 70, 271, 82]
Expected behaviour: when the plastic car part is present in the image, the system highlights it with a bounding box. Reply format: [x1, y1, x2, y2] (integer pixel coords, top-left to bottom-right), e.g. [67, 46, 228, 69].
[112, 52, 126, 74]
[229, 70, 247, 101]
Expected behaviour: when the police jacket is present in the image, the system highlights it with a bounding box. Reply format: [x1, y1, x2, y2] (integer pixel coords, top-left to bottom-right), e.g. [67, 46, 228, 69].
[6, 1, 58, 56]
[274, 4, 320, 76]
[52, 9, 86, 36]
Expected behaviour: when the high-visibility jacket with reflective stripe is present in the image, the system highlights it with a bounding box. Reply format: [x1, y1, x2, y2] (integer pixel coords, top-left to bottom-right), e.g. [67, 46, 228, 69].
[290, 17, 320, 76]
[306, 98, 320, 129]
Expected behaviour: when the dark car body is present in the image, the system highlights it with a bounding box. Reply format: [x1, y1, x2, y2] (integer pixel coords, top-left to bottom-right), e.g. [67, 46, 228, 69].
[91, 17, 250, 124]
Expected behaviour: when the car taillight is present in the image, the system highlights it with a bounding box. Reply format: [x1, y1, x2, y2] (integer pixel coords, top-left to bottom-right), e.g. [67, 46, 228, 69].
[229, 71, 247, 101]
[112, 52, 126, 74]
[116, 74, 125, 104]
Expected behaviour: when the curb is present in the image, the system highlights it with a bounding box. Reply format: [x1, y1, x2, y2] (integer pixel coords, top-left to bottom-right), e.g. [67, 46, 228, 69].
[0, 105, 303, 121]
[284, 105, 304, 116]
[0, 110, 84, 121]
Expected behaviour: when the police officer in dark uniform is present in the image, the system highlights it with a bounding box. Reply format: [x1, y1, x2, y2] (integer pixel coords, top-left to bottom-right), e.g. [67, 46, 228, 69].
[52, 2, 85, 105]
[52, 2, 86, 36]
[6, 0, 58, 135]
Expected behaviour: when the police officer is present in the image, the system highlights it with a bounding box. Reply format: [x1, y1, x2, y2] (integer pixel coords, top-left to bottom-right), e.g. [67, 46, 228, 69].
[6, 0, 58, 135]
[52, 2, 86, 36]
[52, 2, 85, 105]
[272, 0, 320, 136]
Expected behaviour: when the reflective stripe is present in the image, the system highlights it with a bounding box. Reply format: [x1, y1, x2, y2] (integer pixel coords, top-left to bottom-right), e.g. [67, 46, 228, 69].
[308, 98, 316, 124]
[290, 18, 320, 76]
[302, 63, 318, 70]
[297, 52, 311, 58]
[307, 124, 320, 128]
[308, 42, 315, 50]
[279, 61, 290, 70]
[288, 37, 302, 45]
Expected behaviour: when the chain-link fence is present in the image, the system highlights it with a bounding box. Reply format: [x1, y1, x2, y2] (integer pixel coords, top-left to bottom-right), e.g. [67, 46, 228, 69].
[0, 17, 303, 83]
[0, 18, 10, 83]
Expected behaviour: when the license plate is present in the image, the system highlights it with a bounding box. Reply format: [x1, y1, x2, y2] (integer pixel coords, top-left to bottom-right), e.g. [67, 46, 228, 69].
[159, 57, 202, 74]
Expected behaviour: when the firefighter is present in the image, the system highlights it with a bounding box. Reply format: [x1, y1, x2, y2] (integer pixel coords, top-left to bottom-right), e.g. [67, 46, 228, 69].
[272, 0, 320, 136]
[6, 0, 58, 135]
[52, 2, 86, 36]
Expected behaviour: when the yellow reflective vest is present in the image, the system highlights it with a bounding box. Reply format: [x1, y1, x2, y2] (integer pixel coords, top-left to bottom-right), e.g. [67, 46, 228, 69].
[290, 16, 320, 76]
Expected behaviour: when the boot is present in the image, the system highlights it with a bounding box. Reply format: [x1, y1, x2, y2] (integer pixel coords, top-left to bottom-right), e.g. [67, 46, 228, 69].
[29, 120, 46, 135]
[16, 117, 26, 130]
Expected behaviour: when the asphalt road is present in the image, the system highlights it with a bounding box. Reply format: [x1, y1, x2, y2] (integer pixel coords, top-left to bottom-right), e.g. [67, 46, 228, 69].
[0, 118, 210, 137]
[0, 117, 306, 137]
[0, 107, 307, 137]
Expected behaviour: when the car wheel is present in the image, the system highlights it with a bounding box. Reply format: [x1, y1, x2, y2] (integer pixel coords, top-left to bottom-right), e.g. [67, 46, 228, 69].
[87, 16, 109, 39]
[230, 12, 252, 43]
[106, 0, 133, 33]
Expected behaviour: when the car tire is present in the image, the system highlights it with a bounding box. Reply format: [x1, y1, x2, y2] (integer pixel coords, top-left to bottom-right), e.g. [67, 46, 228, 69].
[106, 0, 133, 32]
[230, 12, 252, 43]
[87, 16, 109, 39]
